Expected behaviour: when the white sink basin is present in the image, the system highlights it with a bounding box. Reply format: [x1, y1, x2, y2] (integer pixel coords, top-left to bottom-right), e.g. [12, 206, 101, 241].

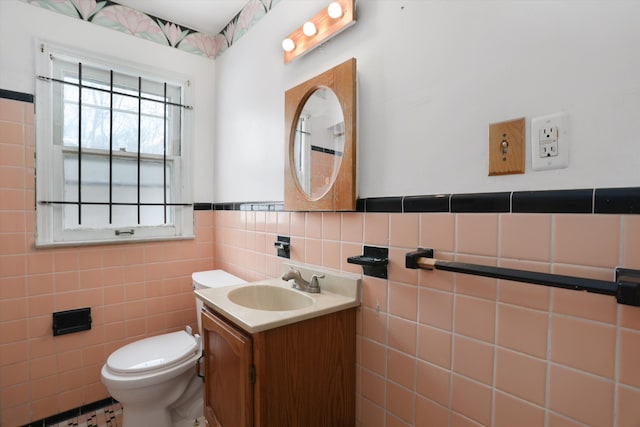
[194, 263, 361, 333]
[227, 285, 314, 311]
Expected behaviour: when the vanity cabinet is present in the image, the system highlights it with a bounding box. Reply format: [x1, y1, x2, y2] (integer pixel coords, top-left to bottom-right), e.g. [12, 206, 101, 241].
[201, 306, 356, 427]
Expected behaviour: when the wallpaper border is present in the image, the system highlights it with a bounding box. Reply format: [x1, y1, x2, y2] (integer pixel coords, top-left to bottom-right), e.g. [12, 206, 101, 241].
[24, 0, 281, 59]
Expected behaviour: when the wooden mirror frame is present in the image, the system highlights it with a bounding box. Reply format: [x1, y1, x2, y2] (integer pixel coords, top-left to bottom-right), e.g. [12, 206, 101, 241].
[284, 58, 357, 211]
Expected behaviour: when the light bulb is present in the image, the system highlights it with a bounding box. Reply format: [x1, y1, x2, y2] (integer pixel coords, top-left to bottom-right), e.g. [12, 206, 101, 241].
[282, 38, 295, 52]
[302, 21, 317, 36]
[327, 2, 343, 19]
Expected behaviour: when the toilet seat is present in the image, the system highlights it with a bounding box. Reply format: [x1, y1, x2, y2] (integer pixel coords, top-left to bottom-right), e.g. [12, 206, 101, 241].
[106, 331, 200, 375]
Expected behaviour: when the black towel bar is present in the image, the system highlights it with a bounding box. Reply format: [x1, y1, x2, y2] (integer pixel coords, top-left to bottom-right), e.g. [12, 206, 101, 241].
[405, 248, 640, 307]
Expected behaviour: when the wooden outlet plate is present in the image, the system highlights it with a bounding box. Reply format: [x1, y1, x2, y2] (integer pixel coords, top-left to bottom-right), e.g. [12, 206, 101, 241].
[489, 117, 525, 176]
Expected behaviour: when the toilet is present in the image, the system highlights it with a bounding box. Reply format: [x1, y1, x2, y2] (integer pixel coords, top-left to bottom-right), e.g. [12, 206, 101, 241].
[101, 270, 246, 427]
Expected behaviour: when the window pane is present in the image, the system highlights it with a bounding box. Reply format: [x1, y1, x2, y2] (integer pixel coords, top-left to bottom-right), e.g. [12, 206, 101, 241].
[63, 154, 173, 227]
[111, 92, 139, 153]
[140, 99, 165, 155]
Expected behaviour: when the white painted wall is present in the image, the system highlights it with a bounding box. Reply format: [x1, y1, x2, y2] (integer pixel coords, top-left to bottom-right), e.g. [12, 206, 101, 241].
[214, 0, 640, 202]
[0, 0, 217, 202]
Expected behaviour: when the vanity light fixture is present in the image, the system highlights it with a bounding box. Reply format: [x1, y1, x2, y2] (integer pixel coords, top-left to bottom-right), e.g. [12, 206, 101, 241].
[282, 0, 356, 64]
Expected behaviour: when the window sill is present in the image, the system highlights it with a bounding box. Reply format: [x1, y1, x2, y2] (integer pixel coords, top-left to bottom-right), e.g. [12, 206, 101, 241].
[34, 234, 196, 249]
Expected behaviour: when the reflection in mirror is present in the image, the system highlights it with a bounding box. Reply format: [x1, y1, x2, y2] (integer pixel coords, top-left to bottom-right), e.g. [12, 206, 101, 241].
[294, 87, 344, 199]
[284, 58, 356, 211]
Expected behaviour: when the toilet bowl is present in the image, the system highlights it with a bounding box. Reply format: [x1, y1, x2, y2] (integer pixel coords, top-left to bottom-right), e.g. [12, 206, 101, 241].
[101, 270, 246, 427]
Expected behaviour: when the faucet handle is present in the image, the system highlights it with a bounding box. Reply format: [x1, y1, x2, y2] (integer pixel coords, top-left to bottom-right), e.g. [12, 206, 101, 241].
[310, 274, 325, 289]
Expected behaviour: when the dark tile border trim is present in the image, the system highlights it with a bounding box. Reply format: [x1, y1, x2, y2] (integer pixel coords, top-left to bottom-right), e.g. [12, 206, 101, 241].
[0, 89, 34, 103]
[451, 192, 511, 213]
[365, 197, 403, 213]
[199, 186, 640, 215]
[194, 202, 213, 211]
[21, 397, 118, 427]
[404, 194, 450, 213]
[512, 189, 593, 213]
[595, 187, 640, 214]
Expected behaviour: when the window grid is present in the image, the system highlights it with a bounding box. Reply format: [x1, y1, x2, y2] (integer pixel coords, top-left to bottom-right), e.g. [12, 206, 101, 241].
[37, 63, 193, 227]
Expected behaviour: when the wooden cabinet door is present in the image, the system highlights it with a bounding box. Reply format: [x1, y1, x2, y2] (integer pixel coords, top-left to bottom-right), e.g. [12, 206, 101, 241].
[202, 310, 253, 427]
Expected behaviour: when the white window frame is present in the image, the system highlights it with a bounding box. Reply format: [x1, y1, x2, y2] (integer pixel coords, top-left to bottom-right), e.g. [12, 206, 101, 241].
[34, 40, 194, 247]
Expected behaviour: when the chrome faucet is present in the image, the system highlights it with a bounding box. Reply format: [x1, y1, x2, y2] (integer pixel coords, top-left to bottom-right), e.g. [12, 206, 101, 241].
[281, 268, 324, 293]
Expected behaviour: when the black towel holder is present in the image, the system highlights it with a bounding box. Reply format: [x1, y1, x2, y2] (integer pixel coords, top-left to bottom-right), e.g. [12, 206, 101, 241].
[405, 248, 640, 307]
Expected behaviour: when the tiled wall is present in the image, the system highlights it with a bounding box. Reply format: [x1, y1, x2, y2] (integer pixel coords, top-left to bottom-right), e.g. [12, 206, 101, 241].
[0, 97, 214, 427]
[212, 209, 640, 427]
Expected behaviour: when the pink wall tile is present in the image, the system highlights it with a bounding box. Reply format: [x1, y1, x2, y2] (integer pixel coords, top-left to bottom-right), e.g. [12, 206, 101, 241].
[420, 213, 455, 252]
[364, 213, 389, 246]
[454, 295, 496, 343]
[322, 240, 341, 270]
[500, 214, 551, 261]
[419, 259, 455, 292]
[342, 212, 363, 243]
[551, 278, 618, 324]
[450, 412, 484, 427]
[362, 307, 387, 344]
[452, 335, 494, 385]
[388, 315, 417, 355]
[0, 142, 25, 167]
[277, 211, 290, 235]
[456, 214, 498, 256]
[554, 214, 620, 268]
[454, 254, 498, 300]
[322, 212, 341, 241]
[497, 259, 550, 311]
[416, 360, 450, 406]
[617, 385, 640, 427]
[305, 238, 322, 266]
[387, 348, 416, 390]
[548, 364, 614, 427]
[623, 215, 640, 268]
[550, 315, 616, 378]
[418, 288, 453, 331]
[415, 395, 450, 426]
[361, 276, 388, 311]
[388, 247, 418, 285]
[305, 212, 322, 239]
[497, 303, 548, 358]
[360, 396, 385, 427]
[0, 98, 25, 122]
[495, 347, 546, 406]
[361, 338, 386, 376]
[341, 241, 363, 274]
[390, 213, 419, 249]
[386, 381, 415, 424]
[389, 282, 418, 321]
[386, 413, 412, 427]
[417, 324, 452, 369]
[361, 369, 386, 407]
[451, 374, 492, 426]
[618, 329, 640, 388]
[493, 390, 545, 427]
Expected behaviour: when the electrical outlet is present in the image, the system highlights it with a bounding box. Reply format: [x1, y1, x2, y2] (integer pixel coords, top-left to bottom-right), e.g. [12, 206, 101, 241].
[538, 126, 558, 157]
[531, 112, 569, 170]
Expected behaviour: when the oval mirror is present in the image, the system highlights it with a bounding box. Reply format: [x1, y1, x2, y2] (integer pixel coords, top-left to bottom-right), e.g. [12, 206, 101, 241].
[293, 87, 344, 199]
[284, 58, 357, 211]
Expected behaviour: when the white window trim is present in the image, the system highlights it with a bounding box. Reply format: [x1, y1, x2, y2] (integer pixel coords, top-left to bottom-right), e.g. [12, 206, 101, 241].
[34, 40, 194, 247]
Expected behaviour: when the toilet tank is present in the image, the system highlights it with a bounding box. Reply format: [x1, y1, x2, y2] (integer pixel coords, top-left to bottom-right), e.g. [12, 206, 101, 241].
[192, 270, 247, 335]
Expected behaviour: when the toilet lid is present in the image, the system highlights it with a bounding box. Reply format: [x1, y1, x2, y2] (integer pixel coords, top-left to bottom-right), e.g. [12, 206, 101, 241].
[106, 331, 199, 374]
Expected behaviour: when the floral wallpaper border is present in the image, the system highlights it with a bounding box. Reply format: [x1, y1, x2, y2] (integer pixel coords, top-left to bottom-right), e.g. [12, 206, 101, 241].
[25, 0, 281, 59]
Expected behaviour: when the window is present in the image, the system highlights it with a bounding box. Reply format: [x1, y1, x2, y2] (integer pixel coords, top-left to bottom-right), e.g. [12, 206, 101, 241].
[35, 42, 194, 246]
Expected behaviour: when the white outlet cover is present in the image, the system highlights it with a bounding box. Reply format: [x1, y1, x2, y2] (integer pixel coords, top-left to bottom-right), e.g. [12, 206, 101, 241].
[531, 112, 569, 171]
